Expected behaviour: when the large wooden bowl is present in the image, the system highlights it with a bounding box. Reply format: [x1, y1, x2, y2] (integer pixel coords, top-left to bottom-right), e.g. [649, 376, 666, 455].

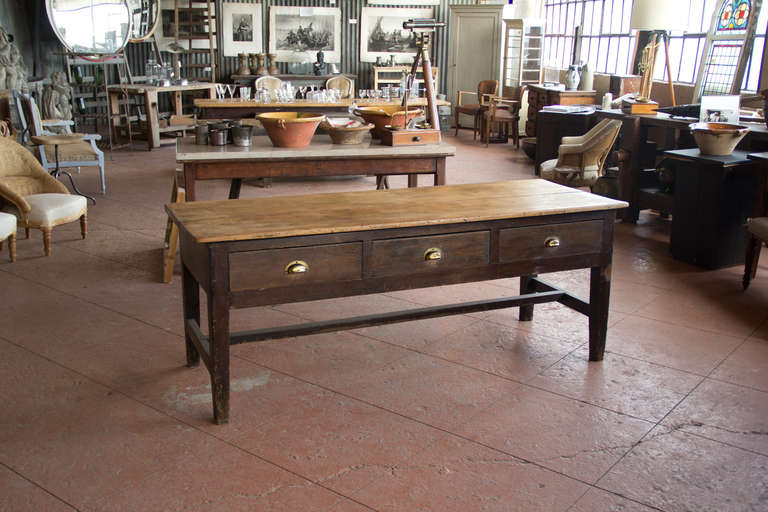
[689, 122, 749, 156]
[257, 112, 325, 147]
[354, 106, 423, 139]
[320, 118, 374, 145]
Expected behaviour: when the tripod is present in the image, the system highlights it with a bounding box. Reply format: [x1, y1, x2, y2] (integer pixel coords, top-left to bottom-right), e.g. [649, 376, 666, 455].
[401, 21, 443, 132]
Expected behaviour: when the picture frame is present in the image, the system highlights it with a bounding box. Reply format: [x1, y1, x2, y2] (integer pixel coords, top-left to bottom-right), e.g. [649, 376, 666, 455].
[222, 2, 263, 57]
[360, 7, 433, 63]
[269, 6, 341, 63]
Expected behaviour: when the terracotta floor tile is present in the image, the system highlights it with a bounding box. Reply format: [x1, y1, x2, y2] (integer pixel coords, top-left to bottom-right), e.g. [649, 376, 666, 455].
[351, 314, 478, 351]
[607, 315, 744, 375]
[663, 378, 768, 456]
[424, 319, 581, 382]
[233, 330, 411, 390]
[569, 487, 661, 512]
[272, 293, 418, 322]
[351, 434, 588, 511]
[457, 385, 653, 483]
[0, 465, 76, 511]
[710, 337, 768, 391]
[529, 348, 703, 422]
[598, 426, 768, 512]
[383, 281, 521, 319]
[633, 287, 768, 339]
[332, 352, 521, 430]
[328, 498, 376, 511]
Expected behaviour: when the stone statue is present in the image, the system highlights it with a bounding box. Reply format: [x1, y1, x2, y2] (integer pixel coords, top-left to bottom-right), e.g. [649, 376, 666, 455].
[42, 71, 73, 123]
[0, 27, 11, 90]
[0, 26, 28, 91]
[313, 50, 326, 76]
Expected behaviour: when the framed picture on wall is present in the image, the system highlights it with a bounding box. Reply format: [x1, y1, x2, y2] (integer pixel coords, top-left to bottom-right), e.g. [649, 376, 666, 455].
[269, 6, 341, 63]
[222, 2, 262, 57]
[360, 7, 433, 63]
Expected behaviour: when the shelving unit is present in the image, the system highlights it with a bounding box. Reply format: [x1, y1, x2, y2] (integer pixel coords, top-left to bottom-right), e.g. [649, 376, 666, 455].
[372, 66, 438, 91]
[502, 19, 543, 96]
[172, 0, 217, 82]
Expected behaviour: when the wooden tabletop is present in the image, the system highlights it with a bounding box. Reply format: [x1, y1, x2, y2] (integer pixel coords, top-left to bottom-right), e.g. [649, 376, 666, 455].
[176, 135, 456, 162]
[193, 98, 451, 109]
[107, 83, 216, 93]
[167, 179, 628, 244]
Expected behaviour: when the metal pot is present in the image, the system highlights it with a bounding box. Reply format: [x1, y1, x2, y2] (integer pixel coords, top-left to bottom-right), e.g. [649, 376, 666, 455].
[208, 128, 228, 146]
[231, 125, 253, 146]
[194, 124, 208, 145]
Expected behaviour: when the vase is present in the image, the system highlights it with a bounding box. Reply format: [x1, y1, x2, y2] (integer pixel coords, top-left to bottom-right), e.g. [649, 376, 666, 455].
[248, 53, 258, 73]
[565, 65, 580, 90]
[267, 53, 278, 75]
[255, 53, 267, 76]
[236, 53, 250, 75]
[578, 62, 593, 91]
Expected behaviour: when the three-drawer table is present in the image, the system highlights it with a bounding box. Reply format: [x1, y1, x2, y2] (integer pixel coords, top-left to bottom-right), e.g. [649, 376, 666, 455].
[167, 179, 627, 423]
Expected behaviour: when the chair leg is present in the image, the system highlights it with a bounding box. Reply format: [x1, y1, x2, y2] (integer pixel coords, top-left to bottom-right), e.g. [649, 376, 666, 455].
[485, 116, 491, 148]
[80, 214, 87, 239]
[512, 120, 520, 148]
[473, 113, 479, 141]
[743, 235, 762, 290]
[42, 227, 51, 256]
[8, 233, 15, 262]
[25, 227, 30, 239]
[454, 110, 459, 136]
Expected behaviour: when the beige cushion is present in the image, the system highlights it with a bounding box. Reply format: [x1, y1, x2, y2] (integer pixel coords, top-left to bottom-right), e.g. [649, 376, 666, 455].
[748, 217, 768, 241]
[0, 211, 16, 239]
[43, 141, 98, 163]
[25, 193, 87, 228]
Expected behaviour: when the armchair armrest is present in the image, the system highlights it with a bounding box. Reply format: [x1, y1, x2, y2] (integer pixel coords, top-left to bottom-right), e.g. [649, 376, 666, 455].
[81, 134, 102, 142]
[41, 119, 74, 128]
[0, 182, 31, 215]
[557, 143, 585, 155]
[457, 90, 478, 106]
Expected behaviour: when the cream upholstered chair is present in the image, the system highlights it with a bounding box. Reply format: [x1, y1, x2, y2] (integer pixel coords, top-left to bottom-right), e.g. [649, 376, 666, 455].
[325, 75, 353, 98]
[0, 212, 16, 262]
[540, 119, 622, 189]
[254, 76, 283, 92]
[0, 136, 87, 256]
[18, 93, 106, 194]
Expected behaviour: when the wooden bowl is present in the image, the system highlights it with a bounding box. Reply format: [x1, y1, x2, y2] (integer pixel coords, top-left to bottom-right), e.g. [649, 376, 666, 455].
[257, 112, 325, 147]
[689, 122, 749, 156]
[320, 119, 374, 145]
[354, 106, 423, 139]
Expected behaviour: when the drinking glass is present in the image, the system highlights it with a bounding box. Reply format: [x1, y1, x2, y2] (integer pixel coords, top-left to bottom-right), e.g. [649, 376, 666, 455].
[239, 87, 251, 101]
[215, 83, 226, 99]
[359, 89, 367, 102]
[226, 84, 236, 99]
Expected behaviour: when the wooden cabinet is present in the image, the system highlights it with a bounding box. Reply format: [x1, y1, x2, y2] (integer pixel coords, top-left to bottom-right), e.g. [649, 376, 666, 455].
[502, 19, 543, 97]
[526, 84, 596, 137]
[372, 66, 438, 91]
[171, 0, 217, 82]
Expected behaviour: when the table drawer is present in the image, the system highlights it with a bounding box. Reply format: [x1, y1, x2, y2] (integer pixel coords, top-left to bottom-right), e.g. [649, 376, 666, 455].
[370, 231, 490, 277]
[230, 243, 362, 291]
[499, 220, 603, 263]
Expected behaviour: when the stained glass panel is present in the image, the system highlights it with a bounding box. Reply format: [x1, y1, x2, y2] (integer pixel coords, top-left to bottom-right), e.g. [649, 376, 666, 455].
[716, 0, 750, 33]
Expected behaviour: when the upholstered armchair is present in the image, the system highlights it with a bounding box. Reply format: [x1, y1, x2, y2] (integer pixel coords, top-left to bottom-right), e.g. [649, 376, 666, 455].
[255, 76, 283, 92]
[540, 119, 622, 189]
[454, 80, 498, 140]
[0, 136, 86, 256]
[326, 75, 353, 98]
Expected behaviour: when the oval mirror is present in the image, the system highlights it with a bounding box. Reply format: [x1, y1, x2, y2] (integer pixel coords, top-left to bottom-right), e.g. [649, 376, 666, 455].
[127, 0, 159, 42]
[46, 0, 132, 54]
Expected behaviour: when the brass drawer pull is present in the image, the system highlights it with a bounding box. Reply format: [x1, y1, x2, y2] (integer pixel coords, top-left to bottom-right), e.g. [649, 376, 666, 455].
[285, 260, 309, 274]
[424, 247, 443, 261]
[544, 237, 560, 248]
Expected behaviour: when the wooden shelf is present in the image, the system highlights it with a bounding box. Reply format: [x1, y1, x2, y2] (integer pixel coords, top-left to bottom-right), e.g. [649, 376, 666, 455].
[372, 66, 438, 91]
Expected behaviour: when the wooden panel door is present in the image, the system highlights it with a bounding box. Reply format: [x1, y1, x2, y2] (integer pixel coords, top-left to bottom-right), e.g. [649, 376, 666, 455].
[447, 5, 504, 109]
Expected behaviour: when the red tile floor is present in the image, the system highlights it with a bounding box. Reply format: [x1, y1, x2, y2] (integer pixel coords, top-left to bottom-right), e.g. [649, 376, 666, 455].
[1, 133, 768, 511]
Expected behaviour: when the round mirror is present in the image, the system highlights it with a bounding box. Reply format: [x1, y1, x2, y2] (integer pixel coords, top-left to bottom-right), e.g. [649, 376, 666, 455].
[127, 0, 159, 42]
[46, 0, 132, 54]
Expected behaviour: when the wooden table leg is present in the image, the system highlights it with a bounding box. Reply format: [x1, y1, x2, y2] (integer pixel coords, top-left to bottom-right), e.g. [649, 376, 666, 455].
[182, 263, 200, 368]
[434, 158, 446, 186]
[145, 90, 161, 150]
[208, 248, 231, 424]
[228, 179, 242, 199]
[184, 163, 197, 202]
[108, 90, 121, 144]
[518, 274, 536, 321]
[588, 264, 611, 361]
[408, 174, 418, 187]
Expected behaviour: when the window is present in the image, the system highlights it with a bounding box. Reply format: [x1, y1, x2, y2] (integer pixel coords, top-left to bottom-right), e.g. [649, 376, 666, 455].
[542, 0, 767, 92]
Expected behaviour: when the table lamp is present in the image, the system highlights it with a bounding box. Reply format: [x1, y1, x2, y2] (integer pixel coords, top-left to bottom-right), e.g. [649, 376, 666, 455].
[630, 0, 687, 105]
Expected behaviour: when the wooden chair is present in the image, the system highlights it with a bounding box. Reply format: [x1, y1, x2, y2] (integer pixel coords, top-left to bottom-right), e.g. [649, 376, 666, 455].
[483, 96, 521, 148]
[325, 75, 353, 98]
[17, 92, 106, 194]
[254, 76, 283, 92]
[743, 218, 768, 289]
[162, 169, 185, 283]
[539, 119, 622, 189]
[0, 136, 86, 256]
[454, 80, 498, 140]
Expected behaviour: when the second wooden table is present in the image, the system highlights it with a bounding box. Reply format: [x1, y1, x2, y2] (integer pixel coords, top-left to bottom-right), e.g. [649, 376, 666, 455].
[176, 135, 456, 200]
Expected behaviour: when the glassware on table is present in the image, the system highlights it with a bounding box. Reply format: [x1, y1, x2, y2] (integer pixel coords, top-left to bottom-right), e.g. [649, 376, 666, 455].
[239, 86, 251, 101]
[226, 84, 236, 99]
[215, 83, 226, 99]
[359, 89, 367, 102]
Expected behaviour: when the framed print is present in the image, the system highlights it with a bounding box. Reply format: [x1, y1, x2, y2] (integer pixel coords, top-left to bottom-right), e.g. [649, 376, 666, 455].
[269, 6, 341, 63]
[360, 7, 433, 63]
[222, 2, 262, 57]
[368, 0, 439, 5]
